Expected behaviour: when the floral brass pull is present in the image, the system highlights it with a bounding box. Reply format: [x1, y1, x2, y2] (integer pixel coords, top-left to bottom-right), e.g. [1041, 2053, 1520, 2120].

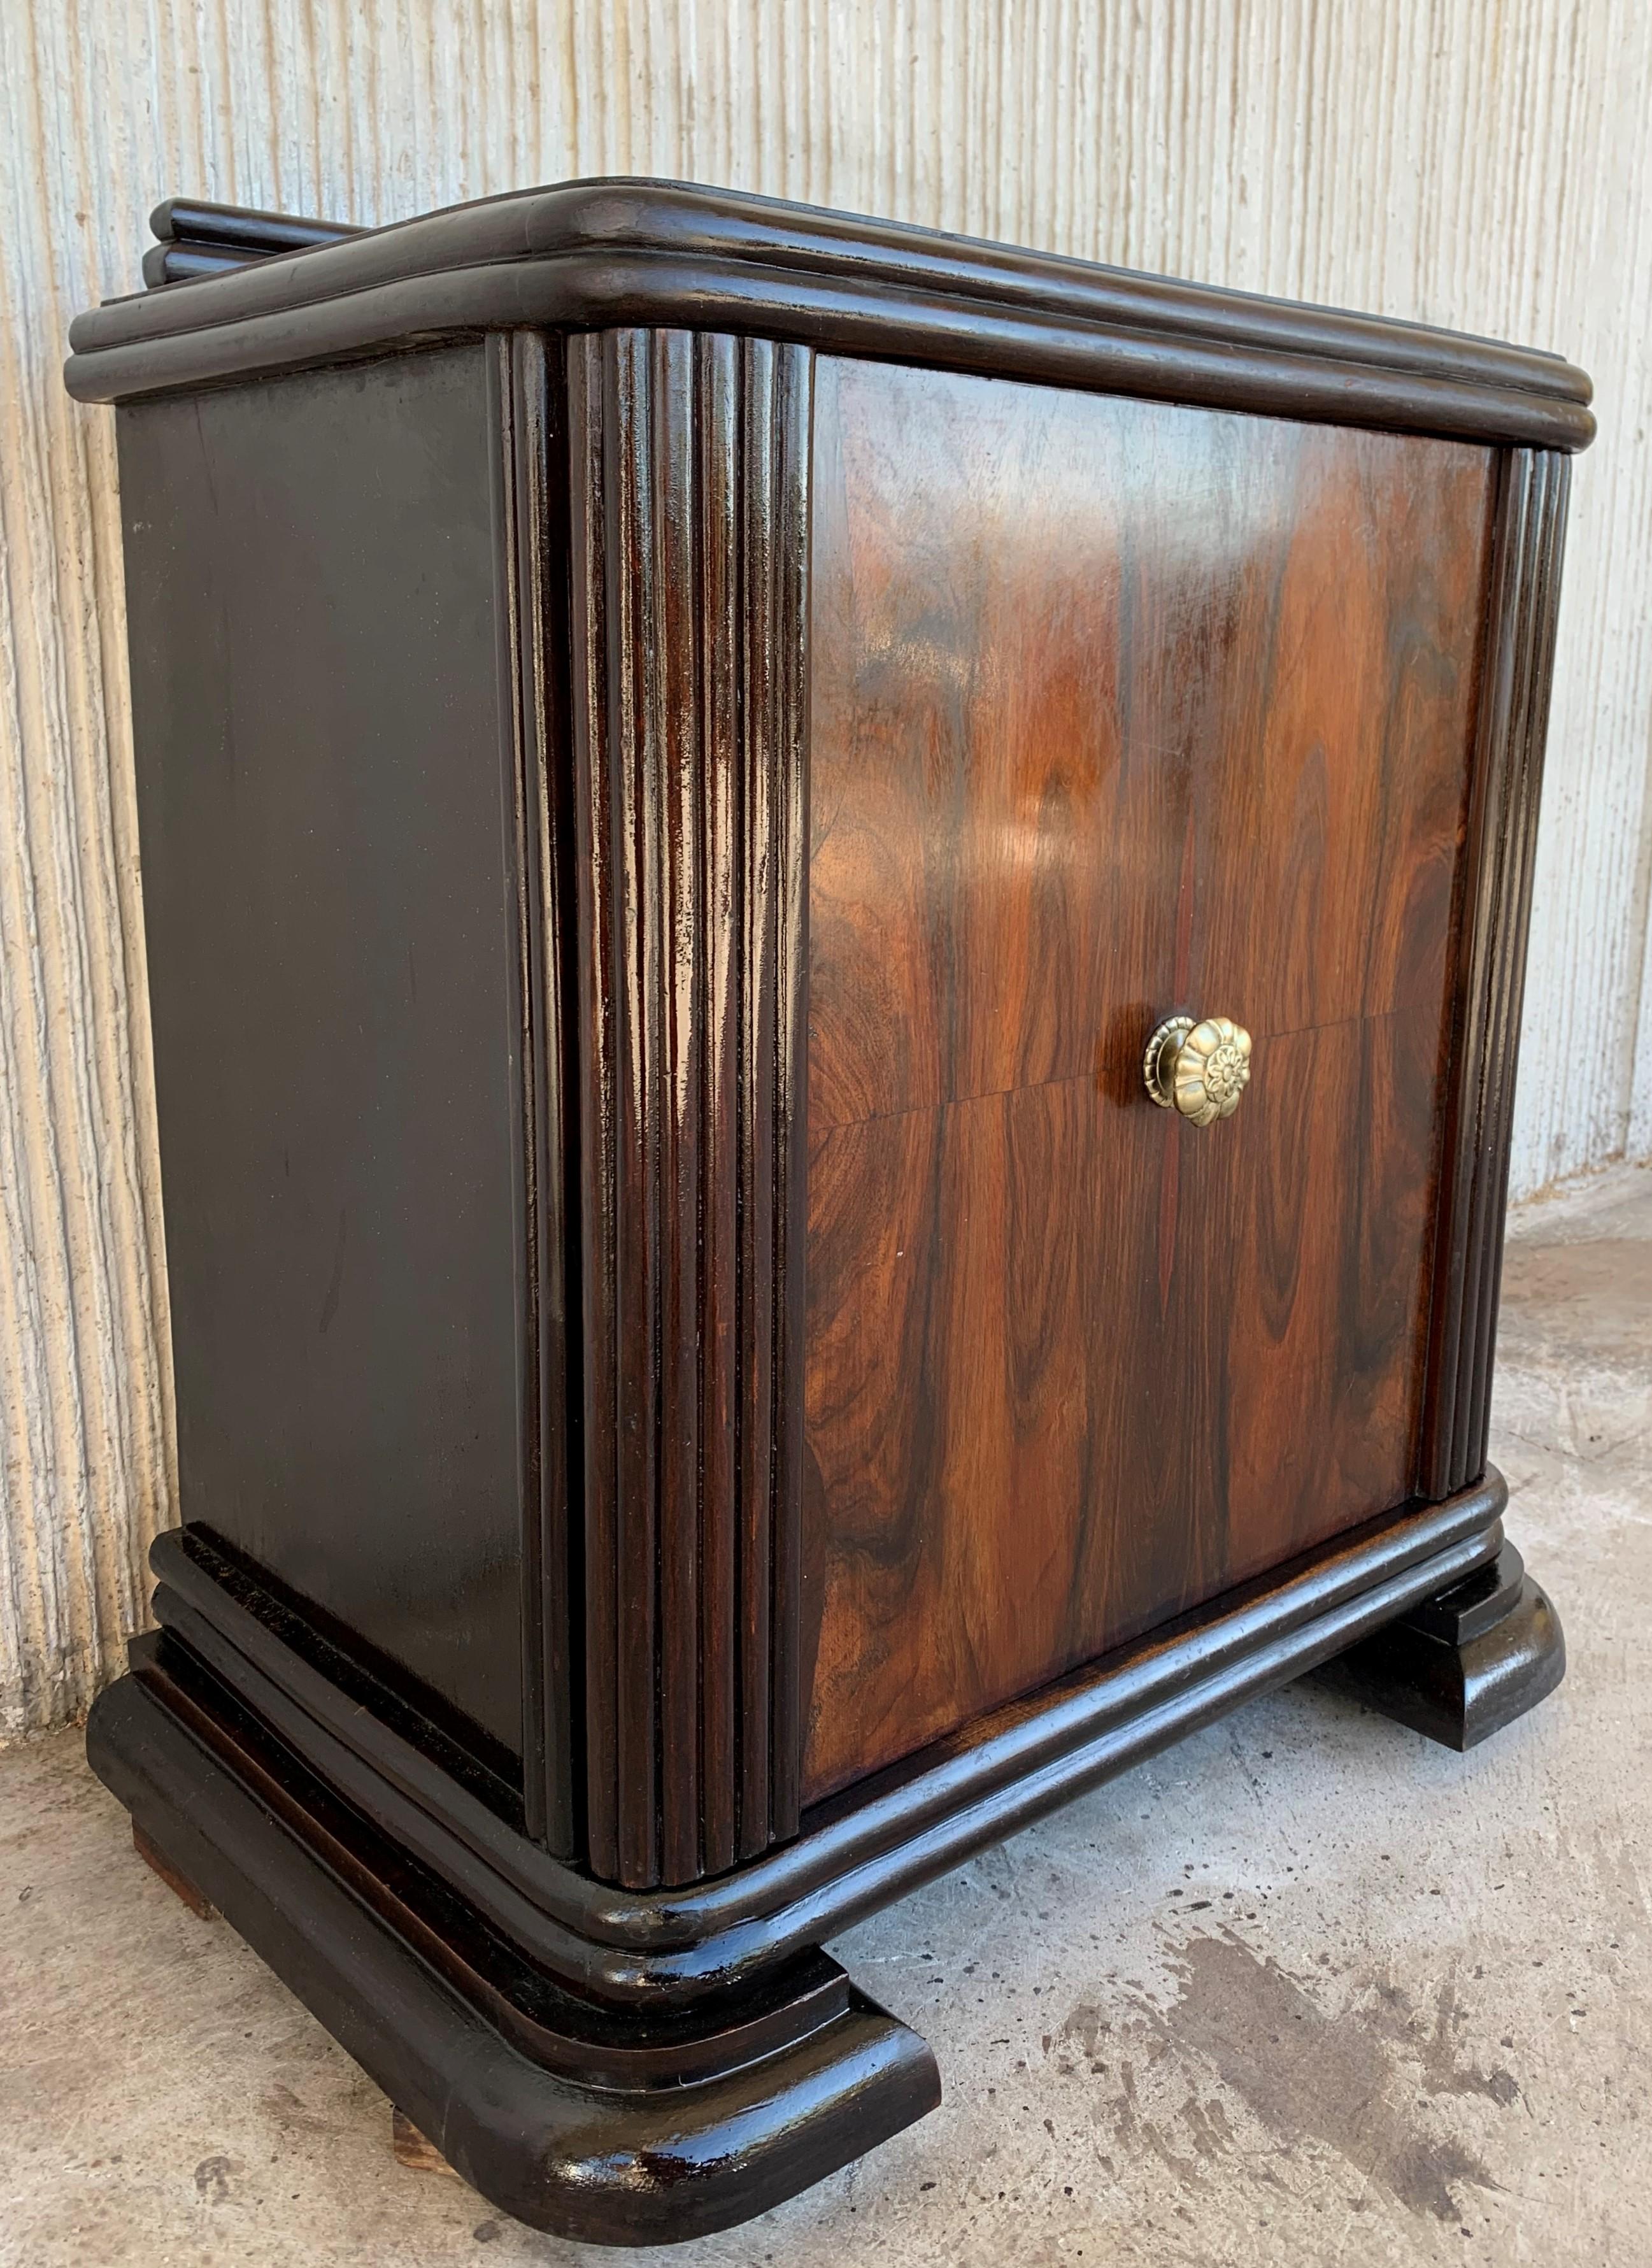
[1143, 1013, 1253, 1127]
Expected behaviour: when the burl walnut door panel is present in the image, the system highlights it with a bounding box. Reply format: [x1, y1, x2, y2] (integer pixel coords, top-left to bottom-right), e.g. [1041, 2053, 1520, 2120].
[801, 357, 1497, 1802]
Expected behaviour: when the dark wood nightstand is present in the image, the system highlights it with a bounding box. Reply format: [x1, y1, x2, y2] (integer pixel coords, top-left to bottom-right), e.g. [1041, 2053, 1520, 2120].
[71, 180, 1582, 2243]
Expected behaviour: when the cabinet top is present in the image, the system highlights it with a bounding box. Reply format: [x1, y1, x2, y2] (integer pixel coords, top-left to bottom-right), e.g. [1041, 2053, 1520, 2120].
[66, 176, 1593, 450]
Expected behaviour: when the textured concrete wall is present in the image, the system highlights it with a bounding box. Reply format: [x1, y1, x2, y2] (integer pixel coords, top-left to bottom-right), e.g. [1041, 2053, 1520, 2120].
[3, 0, 1651, 1737]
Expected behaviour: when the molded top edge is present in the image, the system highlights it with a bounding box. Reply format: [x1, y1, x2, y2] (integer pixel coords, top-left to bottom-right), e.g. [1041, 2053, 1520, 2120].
[64, 176, 1595, 448]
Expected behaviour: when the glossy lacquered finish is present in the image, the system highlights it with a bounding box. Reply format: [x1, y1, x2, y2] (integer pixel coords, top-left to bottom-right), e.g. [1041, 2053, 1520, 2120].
[118, 344, 530, 1774]
[802, 357, 1494, 1797]
[564, 328, 813, 1888]
[1316, 1539, 1566, 1748]
[141, 194, 360, 284]
[67, 181, 1594, 455]
[1420, 448, 1572, 1499]
[91, 1636, 941, 2246]
[76, 183, 1582, 2243]
[89, 1475, 1514, 2240]
[134, 1481, 1507, 2008]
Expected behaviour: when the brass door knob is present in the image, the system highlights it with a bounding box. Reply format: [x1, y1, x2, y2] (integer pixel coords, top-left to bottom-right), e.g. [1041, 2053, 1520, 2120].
[1144, 1013, 1253, 1126]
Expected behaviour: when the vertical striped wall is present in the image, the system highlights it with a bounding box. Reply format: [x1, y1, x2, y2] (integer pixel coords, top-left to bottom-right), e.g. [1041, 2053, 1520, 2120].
[3, 0, 1649, 1737]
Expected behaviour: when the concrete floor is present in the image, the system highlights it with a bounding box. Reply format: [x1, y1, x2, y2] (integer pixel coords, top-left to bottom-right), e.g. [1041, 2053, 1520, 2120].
[3, 1166, 1649, 2268]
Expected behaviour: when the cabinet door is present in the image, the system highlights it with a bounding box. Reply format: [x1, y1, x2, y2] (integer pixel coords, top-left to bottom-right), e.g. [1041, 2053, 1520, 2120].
[801, 357, 1496, 1802]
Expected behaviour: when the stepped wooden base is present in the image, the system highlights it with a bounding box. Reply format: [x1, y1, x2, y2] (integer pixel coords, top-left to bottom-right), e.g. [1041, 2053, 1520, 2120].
[1315, 1541, 1565, 1750]
[85, 1480, 1550, 2244]
[87, 1654, 939, 2247]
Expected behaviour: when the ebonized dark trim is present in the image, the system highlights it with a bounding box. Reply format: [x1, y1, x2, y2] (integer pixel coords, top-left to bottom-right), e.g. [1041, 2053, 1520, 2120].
[1316, 1540, 1565, 1750]
[142, 1479, 1504, 2009]
[566, 329, 813, 1888]
[178, 1525, 523, 1822]
[116, 341, 535, 1763]
[494, 331, 576, 1851]
[142, 197, 360, 287]
[90, 1645, 939, 2244]
[1420, 449, 1571, 1499]
[69, 182, 1592, 451]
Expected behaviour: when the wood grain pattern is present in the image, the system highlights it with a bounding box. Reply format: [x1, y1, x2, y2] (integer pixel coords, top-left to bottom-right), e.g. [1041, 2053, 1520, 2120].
[567, 328, 813, 1887]
[802, 357, 1496, 1800]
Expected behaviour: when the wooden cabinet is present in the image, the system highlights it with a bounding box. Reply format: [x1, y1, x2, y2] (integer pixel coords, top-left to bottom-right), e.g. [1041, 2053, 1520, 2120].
[74, 183, 1581, 2244]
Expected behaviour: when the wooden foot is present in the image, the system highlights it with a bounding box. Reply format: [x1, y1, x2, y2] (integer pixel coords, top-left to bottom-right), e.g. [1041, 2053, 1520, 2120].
[133, 1819, 214, 1918]
[1315, 1540, 1564, 1751]
[89, 1662, 939, 2245]
[391, 2108, 460, 2178]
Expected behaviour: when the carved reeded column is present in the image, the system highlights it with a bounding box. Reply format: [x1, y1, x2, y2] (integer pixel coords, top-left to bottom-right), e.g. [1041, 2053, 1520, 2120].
[564, 329, 814, 1886]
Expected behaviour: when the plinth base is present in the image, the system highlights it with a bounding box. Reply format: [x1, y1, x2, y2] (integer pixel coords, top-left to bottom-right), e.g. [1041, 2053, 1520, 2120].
[88, 1647, 939, 2247]
[1315, 1541, 1565, 1750]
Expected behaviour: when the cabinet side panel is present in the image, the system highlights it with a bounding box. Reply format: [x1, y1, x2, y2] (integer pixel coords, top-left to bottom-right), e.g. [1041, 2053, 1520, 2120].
[119, 345, 527, 1766]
